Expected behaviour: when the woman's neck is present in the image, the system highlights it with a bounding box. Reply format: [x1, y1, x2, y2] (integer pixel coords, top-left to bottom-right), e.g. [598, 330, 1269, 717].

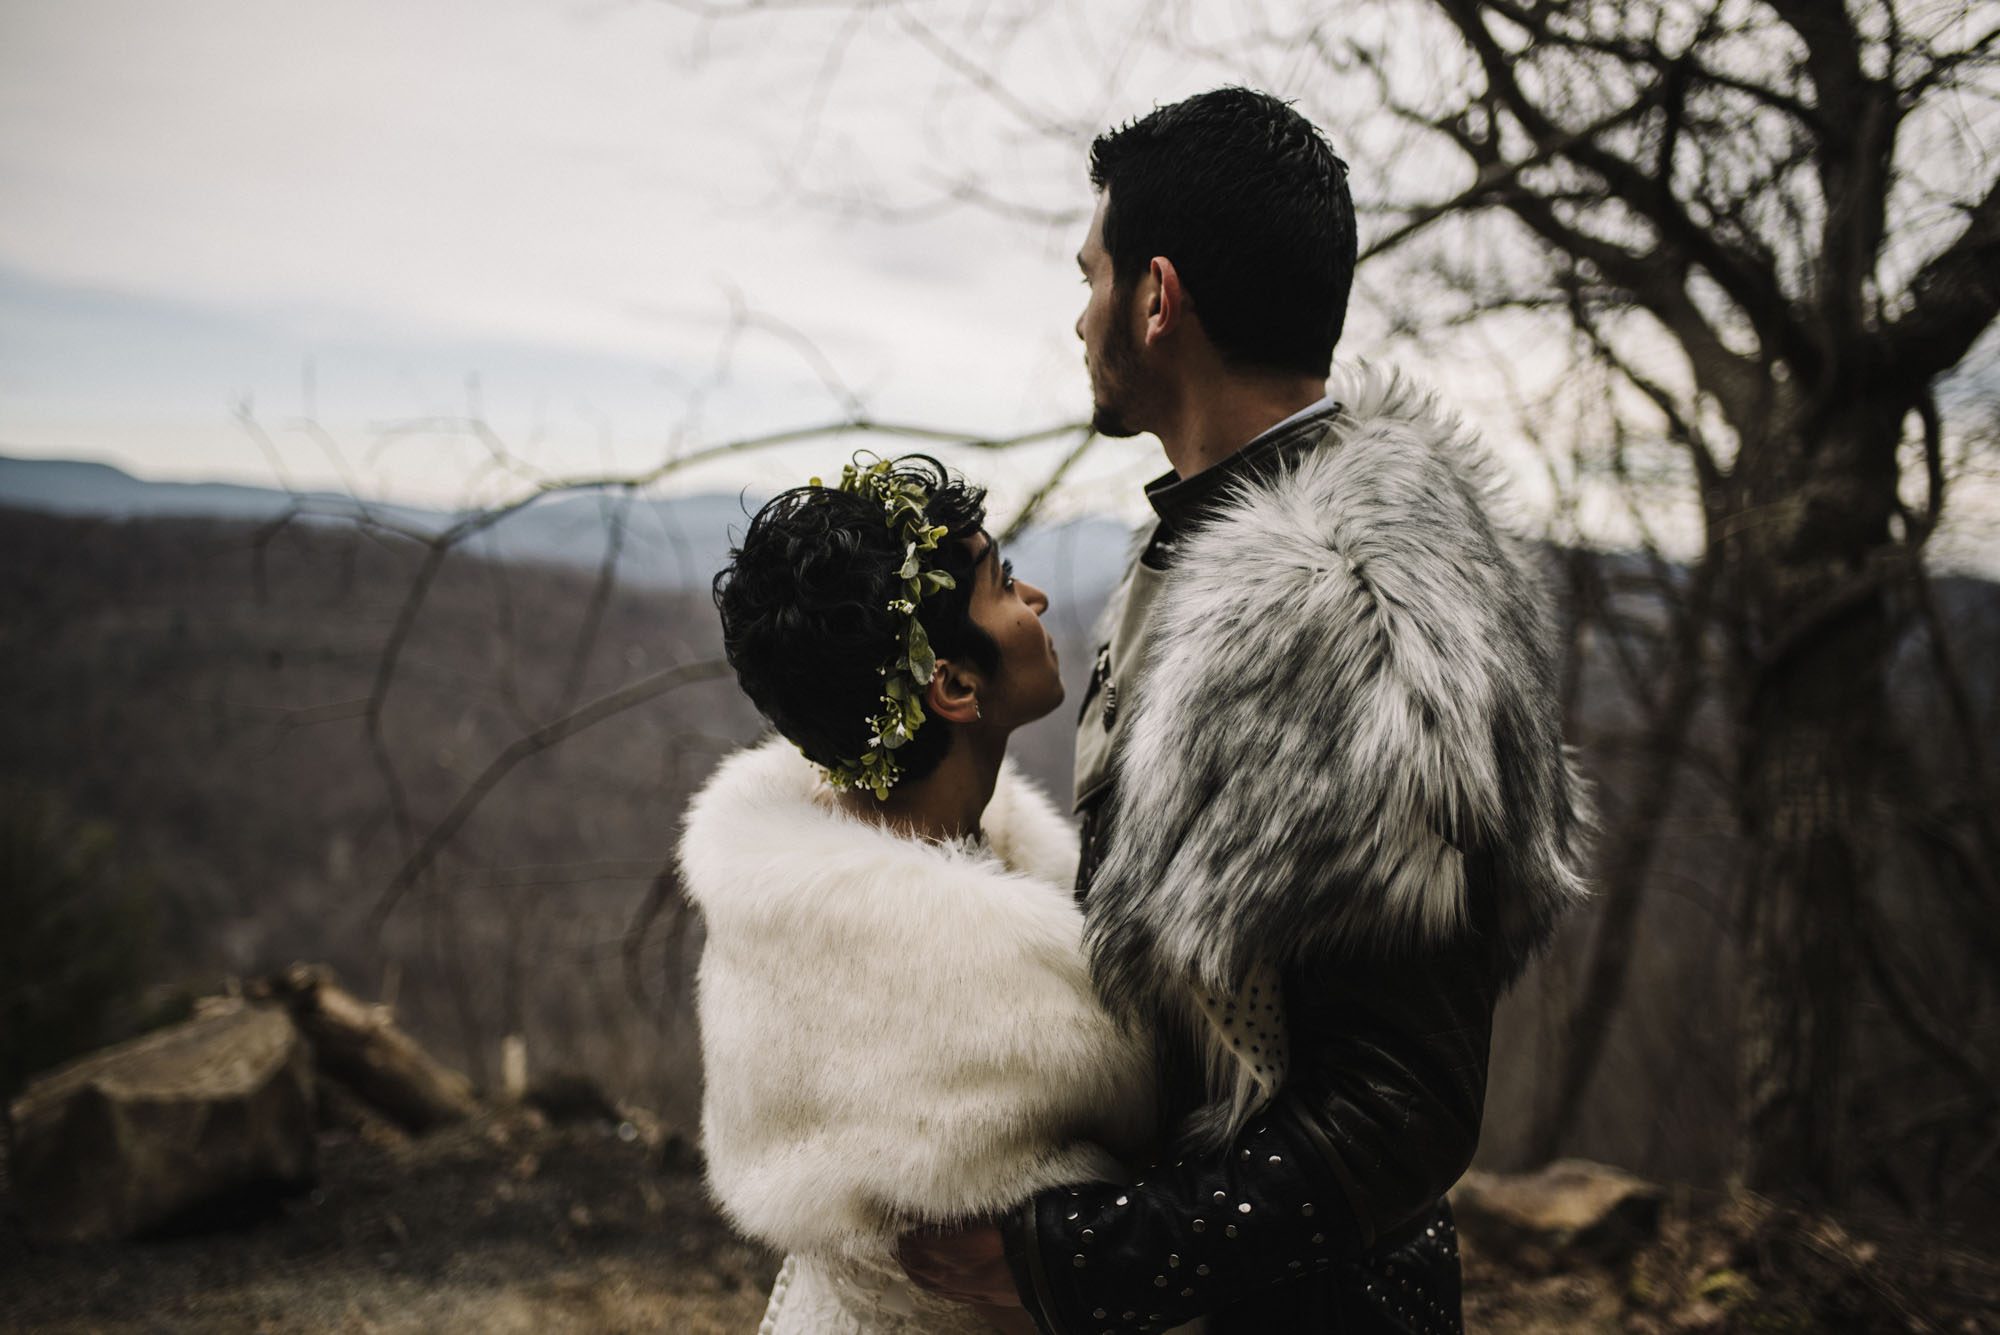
[836, 726, 1006, 843]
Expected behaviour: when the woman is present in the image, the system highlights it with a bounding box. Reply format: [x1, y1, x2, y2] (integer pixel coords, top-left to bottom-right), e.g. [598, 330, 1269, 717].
[681, 455, 1155, 1334]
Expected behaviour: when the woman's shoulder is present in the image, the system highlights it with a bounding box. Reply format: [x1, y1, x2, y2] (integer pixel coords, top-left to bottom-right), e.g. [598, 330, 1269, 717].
[678, 735, 818, 858]
[677, 735, 892, 911]
[677, 737, 1079, 936]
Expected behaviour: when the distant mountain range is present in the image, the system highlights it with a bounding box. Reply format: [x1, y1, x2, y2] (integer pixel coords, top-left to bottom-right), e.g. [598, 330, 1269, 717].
[0, 455, 1137, 599]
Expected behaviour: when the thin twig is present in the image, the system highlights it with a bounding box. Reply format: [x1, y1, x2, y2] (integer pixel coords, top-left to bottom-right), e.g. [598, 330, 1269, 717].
[369, 658, 734, 934]
[999, 425, 1101, 542]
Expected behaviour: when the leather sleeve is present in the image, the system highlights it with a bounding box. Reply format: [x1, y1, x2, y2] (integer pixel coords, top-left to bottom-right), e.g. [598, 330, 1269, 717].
[1281, 940, 1495, 1246]
[1000, 1104, 1361, 1335]
[999, 940, 1496, 1335]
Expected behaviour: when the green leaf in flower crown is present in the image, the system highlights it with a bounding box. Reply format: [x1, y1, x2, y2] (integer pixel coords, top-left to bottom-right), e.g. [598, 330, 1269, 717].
[905, 619, 936, 683]
[807, 450, 969, 799]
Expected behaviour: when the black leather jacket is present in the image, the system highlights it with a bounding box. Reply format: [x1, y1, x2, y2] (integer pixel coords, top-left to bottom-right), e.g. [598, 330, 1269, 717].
[998, 420, 1498, 1335]
[999, 808, 1496, 1335]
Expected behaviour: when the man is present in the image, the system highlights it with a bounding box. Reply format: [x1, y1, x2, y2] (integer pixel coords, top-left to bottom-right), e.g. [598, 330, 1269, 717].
[902, 87, 1590, 1335]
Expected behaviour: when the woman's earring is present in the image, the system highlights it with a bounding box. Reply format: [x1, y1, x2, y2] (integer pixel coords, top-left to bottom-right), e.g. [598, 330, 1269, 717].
[973, 700, 983, 720]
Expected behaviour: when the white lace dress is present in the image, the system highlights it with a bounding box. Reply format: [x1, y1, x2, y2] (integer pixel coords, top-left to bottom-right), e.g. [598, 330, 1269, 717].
[757, 1251, 995, 1335]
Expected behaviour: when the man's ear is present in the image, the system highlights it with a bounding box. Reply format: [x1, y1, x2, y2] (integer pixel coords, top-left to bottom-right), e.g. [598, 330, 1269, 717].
[1143, 255, 1185, 346]
[924, 657, 983, 725]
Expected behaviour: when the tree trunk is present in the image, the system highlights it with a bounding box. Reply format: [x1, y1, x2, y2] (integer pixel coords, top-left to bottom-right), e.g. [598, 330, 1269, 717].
[1727, 398, 1905, 1202]
[1736, 690, 1871, 1198]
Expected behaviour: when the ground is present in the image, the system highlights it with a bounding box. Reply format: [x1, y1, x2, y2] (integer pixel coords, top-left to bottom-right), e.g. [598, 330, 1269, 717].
[2, 1106, 1995, 1333]
[1459, 1185, 1999, 1334]
[0, 1107, 778, 1334]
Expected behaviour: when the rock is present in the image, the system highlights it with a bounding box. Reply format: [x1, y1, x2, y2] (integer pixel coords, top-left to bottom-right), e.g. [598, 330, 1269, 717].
[6, 1001, 316, 1241]
[252, 963, 478, 1133]
[1451, 1158, 1666, 1270]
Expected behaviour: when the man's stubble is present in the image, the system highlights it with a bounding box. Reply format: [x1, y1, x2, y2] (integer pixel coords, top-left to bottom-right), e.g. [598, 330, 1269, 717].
[1088, 286, 1148, 441]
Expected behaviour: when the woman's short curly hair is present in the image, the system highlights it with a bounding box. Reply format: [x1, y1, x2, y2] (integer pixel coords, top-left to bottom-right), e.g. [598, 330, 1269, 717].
[713, 455, 997, 786]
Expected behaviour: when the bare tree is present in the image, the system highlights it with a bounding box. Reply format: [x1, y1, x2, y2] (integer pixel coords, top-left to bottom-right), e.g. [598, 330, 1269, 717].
[1341, 0, 2000, 1205]
[677, 0, 2000, 1207]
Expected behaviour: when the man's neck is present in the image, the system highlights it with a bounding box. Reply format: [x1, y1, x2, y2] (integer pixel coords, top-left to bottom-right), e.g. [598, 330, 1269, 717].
[1155, 372, 1329, 479]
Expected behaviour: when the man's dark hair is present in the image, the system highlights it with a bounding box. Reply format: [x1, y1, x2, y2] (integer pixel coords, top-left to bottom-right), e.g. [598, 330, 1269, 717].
[713, 455, 996, 787]
[1089, 87, 1357, 377]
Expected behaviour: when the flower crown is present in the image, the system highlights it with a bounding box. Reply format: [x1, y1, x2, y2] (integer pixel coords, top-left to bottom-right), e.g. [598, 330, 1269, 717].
[809, 454, 959, 799]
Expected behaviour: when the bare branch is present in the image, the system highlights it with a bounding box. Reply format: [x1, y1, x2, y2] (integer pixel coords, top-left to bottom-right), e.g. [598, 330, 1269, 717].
[1529, 551, 1717, 1162]
[891, 3, 1091, 145]
[368, 658, 735, 934]
[1853, 887, 2000, 1121]
[363, 541, 453, 857]
[1477, 0, 1823, 129]
[555, 488, 634, 717]
[998, 426, 1100, 542]
[1901, 21, 2000, 102]
[1890, 169, 2000, 381]
[1567, 284, 1726, 501]
[1435, 0, 1812, 368]
[1358, 96, 1658, 262]
[623, 864, 690, 1014]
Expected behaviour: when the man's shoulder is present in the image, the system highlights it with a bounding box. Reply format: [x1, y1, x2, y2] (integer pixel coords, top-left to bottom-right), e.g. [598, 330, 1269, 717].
[1184, 364, 1525, 609]
[1084, 363, 1590, 1007]
[1297, 363, 1485, 501]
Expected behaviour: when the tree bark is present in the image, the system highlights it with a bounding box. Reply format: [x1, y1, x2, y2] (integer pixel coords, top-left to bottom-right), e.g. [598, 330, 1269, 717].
[1728, 399, 1905, 1200]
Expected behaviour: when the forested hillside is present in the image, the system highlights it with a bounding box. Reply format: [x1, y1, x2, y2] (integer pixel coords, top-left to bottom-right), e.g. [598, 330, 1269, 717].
[3, 503, 1997, 1219]
[0, 503, 1096, 1131]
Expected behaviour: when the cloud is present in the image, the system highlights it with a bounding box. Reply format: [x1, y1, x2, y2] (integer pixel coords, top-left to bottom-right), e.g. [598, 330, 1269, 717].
[0, 0, 1099, 499]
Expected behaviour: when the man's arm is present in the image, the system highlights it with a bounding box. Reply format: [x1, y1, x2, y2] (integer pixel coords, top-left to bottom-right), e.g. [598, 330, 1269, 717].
[986, 943, 1495, 1335]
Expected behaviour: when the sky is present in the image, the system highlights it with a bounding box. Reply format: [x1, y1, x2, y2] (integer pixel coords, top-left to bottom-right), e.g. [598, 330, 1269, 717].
[2, 0, 1995, 570]
[0, 0, 1153, 515]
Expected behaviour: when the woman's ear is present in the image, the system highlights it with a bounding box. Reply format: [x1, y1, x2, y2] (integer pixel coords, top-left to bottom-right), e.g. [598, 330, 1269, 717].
[924, 657, 983, 724]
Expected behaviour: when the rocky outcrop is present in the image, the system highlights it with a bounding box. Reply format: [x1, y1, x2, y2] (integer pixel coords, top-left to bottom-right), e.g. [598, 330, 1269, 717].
[6, 1001, 316, 1241]
[1451, 1158, 1667, 1270]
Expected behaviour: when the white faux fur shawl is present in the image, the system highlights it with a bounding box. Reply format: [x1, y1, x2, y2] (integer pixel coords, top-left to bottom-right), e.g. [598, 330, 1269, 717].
[680, 738, 1155, 1259]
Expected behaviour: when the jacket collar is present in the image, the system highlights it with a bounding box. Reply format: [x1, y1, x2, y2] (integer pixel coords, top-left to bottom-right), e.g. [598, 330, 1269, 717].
[1141, 398, 1344, 563]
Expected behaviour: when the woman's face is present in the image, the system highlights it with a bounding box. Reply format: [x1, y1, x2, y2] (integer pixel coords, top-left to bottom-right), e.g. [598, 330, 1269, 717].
[961, 532, 1064, 728]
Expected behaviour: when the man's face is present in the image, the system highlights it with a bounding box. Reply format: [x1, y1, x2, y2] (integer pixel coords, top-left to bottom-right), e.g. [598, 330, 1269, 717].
[1075, 192, 1146, 440]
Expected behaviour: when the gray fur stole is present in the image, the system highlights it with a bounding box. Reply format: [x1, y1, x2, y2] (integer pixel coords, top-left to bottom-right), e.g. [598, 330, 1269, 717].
[1085, 363, 1592, 1018]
